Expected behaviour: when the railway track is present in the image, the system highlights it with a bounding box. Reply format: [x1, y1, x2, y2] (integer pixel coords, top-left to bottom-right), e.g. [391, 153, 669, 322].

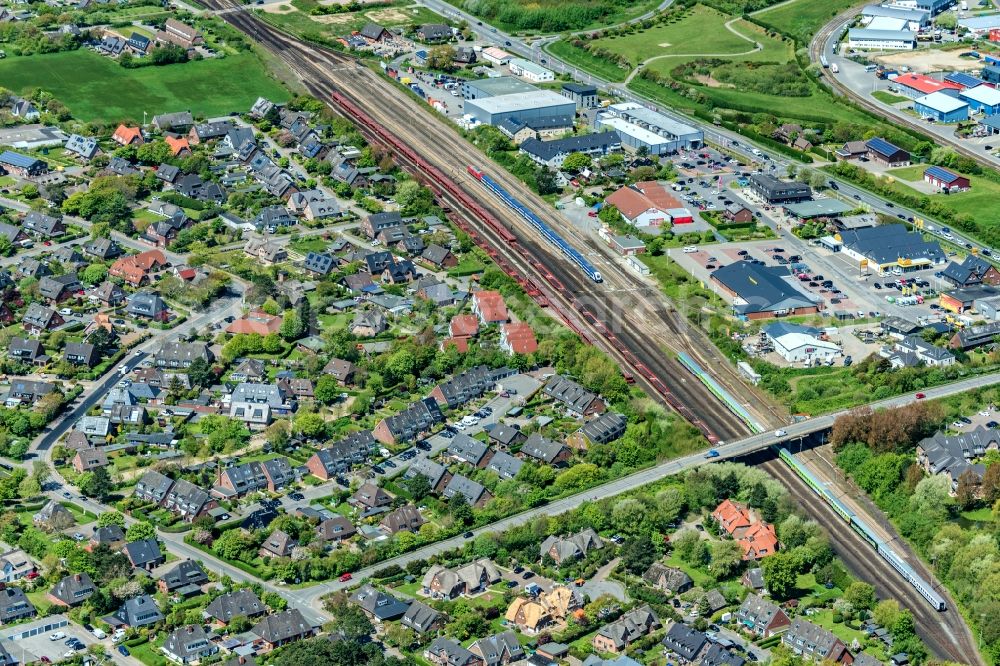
[207, 0, 756, 440]
[206, 5, 984, 658]
[758, 453, 981, 665]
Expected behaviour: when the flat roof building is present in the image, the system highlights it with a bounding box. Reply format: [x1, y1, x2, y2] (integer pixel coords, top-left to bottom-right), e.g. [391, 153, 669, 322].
[893, 73, 962, 98]
[464, 91, 576, 126]
[861, 4, 929, 27]
[959, 84, 1000, 114]
[914, 91, 969, 123]
[562, 82, 598, 108]
[595, 102, 703, 155]
[461, 76, 538, 100]
[508, 58, 554, 82]
[747, 174, 811, 203]
[783, 199, 854, 219]
[847, 28, 916, 49]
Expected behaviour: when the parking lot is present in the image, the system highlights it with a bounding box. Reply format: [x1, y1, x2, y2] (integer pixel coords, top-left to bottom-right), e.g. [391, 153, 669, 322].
[0, 615, 100, 664]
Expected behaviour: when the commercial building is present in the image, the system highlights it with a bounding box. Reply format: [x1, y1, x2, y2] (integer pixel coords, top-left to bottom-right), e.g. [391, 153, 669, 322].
[480, 46, 512, 65]
[464, 90, 576, 126]
[783, 199, 854, 219]
[838, 223, 945, 272]
[893, 73, 962, 99]
[861, 4, 930, 29]
[913, 92, 969, 123]
[893, 0, 952, 15]
[924, 165, 971, 191]
[508, 58, 554, 82]
[562, 82, 598, 108]
[945, 71, 988, 89]
[605, 181, 690, 227]
[747, 174, 811, 203]
[865, 137, 910, 166]
[958, 13, 1000, 34]
[461, 76, 537, 100]
[847, 28, 916, 49]
[519, 132, 621, 168]
[764, 323, 842, 363]
[959, 84, 1000, 114]
[0, 151, 47, 177]
[595, 102, 703, 155]
[711, 261, 822, 320]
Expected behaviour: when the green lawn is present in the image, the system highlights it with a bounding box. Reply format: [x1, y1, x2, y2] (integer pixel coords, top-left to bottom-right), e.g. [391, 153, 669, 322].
[960, 507, 995, 522]
[885, 165, 927, 182]
[289, 237, 330, 254]
[260, 2, 447, 44]
[129, 639, 168, 666]
[872, 90, 910, 105]
[885, 165, 1000, 232]
[752, 0, 863, 43]
[591, 5, 786, 67]
[547, 39, 630, 82]
[0, 50, 289, 123]
[664, 553, 714, 588]
[59, 501, 97, 525]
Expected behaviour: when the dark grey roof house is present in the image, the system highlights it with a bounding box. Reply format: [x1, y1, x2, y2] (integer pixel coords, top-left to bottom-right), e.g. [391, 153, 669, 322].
[0, 587, 35, 624]
[205, 589, 265, 625]
[161, 625, 218, 664]
[252, 608, 314, 649]
[351, 584, 409, 621]
[48, 572, 95, 607]
[661, 623, 707, 662]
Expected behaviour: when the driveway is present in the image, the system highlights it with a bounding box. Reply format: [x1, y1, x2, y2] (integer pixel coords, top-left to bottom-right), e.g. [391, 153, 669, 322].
[578, 557, 629, 603]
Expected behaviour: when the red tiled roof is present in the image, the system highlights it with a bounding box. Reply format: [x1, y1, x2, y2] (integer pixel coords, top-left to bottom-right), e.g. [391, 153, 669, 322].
[894, 73, 962, 95]
[165, 135, 190, 156]
[501, 322, 537, 355]
[449, 314, 479, 338]
[226, 310, 281, 336]
[473, 291, 508, 323]
[440, 337, 469, 353]
[113, 124, 142, 145]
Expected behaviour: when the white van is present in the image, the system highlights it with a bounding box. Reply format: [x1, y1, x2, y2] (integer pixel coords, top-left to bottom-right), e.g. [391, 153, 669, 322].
[683, 246, 697, 253]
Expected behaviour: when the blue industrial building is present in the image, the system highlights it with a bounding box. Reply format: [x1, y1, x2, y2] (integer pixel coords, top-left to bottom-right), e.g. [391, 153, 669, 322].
[913, 91, 969, 122]
[959, 84, 1000, 115]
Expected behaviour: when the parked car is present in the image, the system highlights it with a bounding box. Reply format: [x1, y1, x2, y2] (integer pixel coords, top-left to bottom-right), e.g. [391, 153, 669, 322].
[339, 573, 352, 582]
[49, 632, 66, 642]
[118, 646, 130, 657]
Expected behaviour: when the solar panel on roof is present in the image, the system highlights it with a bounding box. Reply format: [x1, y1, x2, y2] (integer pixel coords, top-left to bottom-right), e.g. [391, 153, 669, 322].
[0, 151, 41, 168]
[865, 137, 903, 157]
[924, 165, 960, 182]
[945, 72, 986, 88]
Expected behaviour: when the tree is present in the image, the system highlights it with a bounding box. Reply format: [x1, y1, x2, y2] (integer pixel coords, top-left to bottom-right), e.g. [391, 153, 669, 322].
[330, 602, 373, 641]
[621, 533, 657, 575]
[187, 357, 215, 388]
[80, 467, 113, 500]
[0, 237, 13, 258]
[844, 581, 876, 611]
[80, 263, 108, 286]
[280, 309, 304, 341]
[955, 469, 980, 510]
[761, 551, 798, 599]
[426, 45, 457, 71]
[449, 493, 473, 525]
[314, 375, 341, 405]
[294, 412, 327, 439]
[403, 473, 431, 502]
[709, 539, 744, 580]
[983, 463, 1000, 505]
[214, 529, 256, 562]
[98, 511, 126, 529]
[125, 521, 155, 542]
[562, 152, 592, 173]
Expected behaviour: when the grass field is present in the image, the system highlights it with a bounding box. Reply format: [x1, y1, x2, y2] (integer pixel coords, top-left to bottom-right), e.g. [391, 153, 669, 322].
[752, 0, 862, 43]
[589, 5, 786, 67]
[260, 1, 446, 45]
[887, 164, 1000, 230]
[547, 39, 629, 82]
[872, 90, 910, 105]
[0, 50, 289, 123]
[443, 0, 664, 32]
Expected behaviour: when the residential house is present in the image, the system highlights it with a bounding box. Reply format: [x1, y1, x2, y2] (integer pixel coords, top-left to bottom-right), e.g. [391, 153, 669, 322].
[916, 426, 999, 492]
[22, 303, 63, 334]
[736, 593, 790, 637]
[544, 374, 605, 417]
[73, 447, 108, 473]
[135, 470, 175, 505]
[303, 252, 335, 276]
[520, 433, 571, 465]
[64, 342, 99, 367]
[84, 238, 121, 260]
[252, 609, 314, 652]
[227, 310, 282, 336]
[38, 273, 81, 303]
[782, 618, 853, 663]
[380, 504, 426, 534]
[88, 525, 125, 552]
[112, 125, 143, 146]
[484, 450, 523, 480]
[9, 337, 43, 364]
[447, 433, 492, 467]
[34, 501, 75, 531]
[47, 573, 95, 607]
[540, 528, 603, 564]
[161, 625, 218, 665]
[351, 585, 410, 622]
[113, 594, 163, 628]
[352, 310, 387, 338]
[489, 423, 527, 450]
[428, 365, 498, 409]
[23, 211, 65, 238]
[568, 412, 628, 449]
[124, 539, 165, 571]
[243, 238, 287, 265]
[499, 322, 538, 355]
[155, 341, 212, 369]
[422, 559, 501, 599]
[316, 516, 356, 544]
[469, 631, 525, 666]
[661, 623, 708, 663]
[259, 529, 296, 559]
[405, 457, 453, 494]
[472, 290, 508, 324]
[157, 560, 209, 597]
[712, 499, 778, 560]
[110, 249, 167, 286]
[6, 379, 54, 405]
[426, 638, 482, 666]
[642, 563, 693, 594]
[305, 432, 375, 479]
[350, 481, 393, 512]
[0, 587, 35, 624]
[442, 474, 492, 508]
[0, 550, 35, 584]
[204, 589, 265, 626]
[323, 358, 356, 385]
[401, 601, 441, 634]
[592, 606, 660, 654]
[372, 397, 444, 445]
[162, 479, 217, 522]
[421, 244, 457, 269]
